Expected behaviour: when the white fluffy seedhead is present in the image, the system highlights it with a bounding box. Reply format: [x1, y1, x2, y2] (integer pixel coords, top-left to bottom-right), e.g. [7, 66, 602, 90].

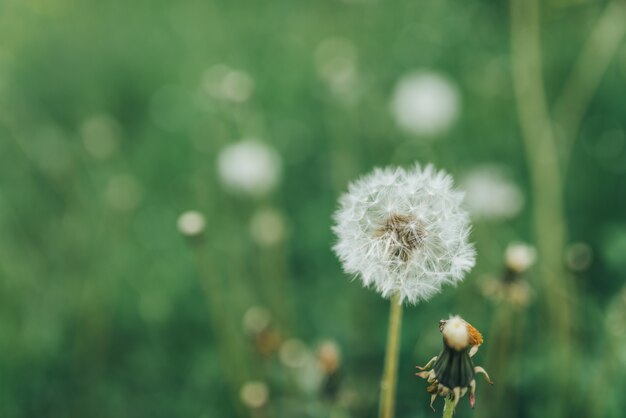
[332, 164, 475, 304]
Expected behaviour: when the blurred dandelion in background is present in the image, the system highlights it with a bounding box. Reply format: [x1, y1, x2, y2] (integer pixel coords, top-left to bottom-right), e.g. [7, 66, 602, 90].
[249, 207, 288, 247]
[461, 165, 524, 221]
[390, 71, 460, 137]
[505, 242, 537, 275]
[240, 381, 269, 409]
[217, 139, 282, 197]
[177, 211, 206, 237]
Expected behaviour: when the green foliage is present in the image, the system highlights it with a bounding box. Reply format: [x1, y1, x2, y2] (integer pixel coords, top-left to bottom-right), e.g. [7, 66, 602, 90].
[0, 0, 625, 417]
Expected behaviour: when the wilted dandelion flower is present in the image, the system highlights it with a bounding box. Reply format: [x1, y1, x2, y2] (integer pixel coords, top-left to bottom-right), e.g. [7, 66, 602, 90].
[217, 140, 282, 197]
[390, 71, 460, 137]
[416, 316, 492, 411]
[332, 164, 475, 304]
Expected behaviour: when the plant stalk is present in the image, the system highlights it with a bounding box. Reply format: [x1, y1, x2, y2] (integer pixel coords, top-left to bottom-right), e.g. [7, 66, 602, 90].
[378, 293, 403, 418]
[443, 397, 455, 418]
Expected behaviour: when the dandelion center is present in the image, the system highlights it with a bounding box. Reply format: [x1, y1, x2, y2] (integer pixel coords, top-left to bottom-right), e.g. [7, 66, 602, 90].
[377, 213, 427, 261]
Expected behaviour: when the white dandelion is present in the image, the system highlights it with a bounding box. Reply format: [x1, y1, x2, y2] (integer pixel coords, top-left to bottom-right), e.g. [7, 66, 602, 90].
[217, 139, 282, 197]
[461, 165, 524, 221]
[390, 71, 460, 137]
[177, 211, 206, 237]
[332, 163, 475, 305]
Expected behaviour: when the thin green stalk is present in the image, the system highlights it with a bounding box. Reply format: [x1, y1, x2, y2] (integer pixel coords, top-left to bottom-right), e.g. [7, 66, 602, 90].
[443, 397, 455, 418]
[378, 293, 403, 418]
[510, 0, 572, 343]
[554, 0, 626, 170]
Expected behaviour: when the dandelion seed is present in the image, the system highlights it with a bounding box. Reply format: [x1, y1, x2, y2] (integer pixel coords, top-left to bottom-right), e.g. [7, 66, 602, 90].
[390, 71, 460, 137]
[217, 140, 281, 197]
[332, 164, 475, 304]
[176, 211, 206, 236]
[416, 316, 492, 411]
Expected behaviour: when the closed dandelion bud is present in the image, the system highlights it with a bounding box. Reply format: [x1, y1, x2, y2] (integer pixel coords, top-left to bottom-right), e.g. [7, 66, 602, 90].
[416, 316, 492, 412]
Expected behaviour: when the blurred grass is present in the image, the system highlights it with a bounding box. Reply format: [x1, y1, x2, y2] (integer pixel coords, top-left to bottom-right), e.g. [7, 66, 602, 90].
[1, 0, 626, 417]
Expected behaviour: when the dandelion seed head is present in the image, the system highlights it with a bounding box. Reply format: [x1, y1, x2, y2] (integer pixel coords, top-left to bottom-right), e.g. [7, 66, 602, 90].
[461, 166, 524, 221]
[242, 306, 272, 335]
[240, 381, 269, 409]
[279, 339, 310, 368]
[332, 163, 475, 304]
[390, 71, 460, 137]
[505, 242, 536, 274]
[217, 140, 281, 196]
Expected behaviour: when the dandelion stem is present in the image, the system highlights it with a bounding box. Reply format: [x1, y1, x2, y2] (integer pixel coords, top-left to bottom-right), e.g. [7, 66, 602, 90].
[379, 293, 403, 418]
[442, 397, 455, 418]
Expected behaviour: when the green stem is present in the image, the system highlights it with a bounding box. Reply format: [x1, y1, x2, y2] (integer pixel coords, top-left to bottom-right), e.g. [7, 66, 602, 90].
[443, 397, 455, 418]
[378, 293, 403, 418]
[510, 0, 572, 343]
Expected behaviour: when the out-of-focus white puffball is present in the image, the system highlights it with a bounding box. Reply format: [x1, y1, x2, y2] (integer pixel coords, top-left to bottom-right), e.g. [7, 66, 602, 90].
[390, 71, 460, 137]
[461, 166, 524, 221]
[250, 208, 287, 246]
[176, 211, 206, 236]
[203, 65, 254, 103]
[239, 381, 269, 409]
[505, 242, 537, 273]
[217, 140, 281, 197]
[242, 306, 272, 335]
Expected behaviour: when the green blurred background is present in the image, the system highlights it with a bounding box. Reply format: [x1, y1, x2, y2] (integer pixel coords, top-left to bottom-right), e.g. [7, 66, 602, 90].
[1, 0, 626, 417]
